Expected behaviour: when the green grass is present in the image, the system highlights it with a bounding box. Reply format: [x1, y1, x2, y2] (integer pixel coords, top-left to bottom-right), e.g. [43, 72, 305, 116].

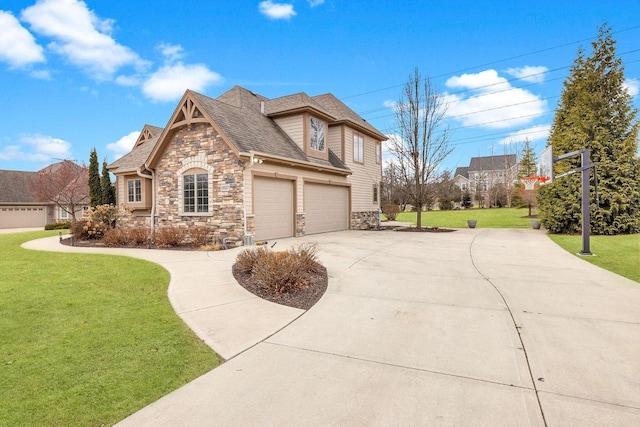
[0, 231, 221, 426]
[392, 207, 536, 228]
[548, 234, 640, 283]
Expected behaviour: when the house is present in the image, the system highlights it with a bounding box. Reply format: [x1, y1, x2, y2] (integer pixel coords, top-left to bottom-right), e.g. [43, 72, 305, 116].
[108, 86, 386, 246]
[454, 154, 519, 206]
[0, 161, 89, 228]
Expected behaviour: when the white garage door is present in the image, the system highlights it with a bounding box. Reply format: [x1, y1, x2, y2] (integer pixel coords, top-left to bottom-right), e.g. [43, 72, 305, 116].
[0, 206, 46, 228]
[305, 183, 349, 234]
[253, 177, 294, 240]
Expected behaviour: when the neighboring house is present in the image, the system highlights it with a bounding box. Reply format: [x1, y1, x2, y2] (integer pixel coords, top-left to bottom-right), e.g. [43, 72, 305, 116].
[454, 155, 519, 206]
[0, 161, 89, 228]
[108, 86, 386, 246]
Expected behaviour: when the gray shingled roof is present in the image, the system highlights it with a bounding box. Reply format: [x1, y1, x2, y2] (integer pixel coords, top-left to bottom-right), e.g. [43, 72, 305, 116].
[108, 134, 159, 173]
[468, 154, 517, 172]
[191, 88, 348, 171]
[454, 166, 469, 179]
[0, 170, 40, 203]
[312, 93, 387, 139]
[265, 92, 335, 119]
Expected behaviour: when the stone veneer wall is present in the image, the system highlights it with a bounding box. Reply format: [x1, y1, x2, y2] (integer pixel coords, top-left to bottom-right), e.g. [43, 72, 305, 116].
[350, 211, 380, 230]
[154, 123, 245, 247]
[295, 213, 305, 237]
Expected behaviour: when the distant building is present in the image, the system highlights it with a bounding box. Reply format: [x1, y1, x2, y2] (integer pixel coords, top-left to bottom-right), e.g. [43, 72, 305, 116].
[454, 155, 519, 207]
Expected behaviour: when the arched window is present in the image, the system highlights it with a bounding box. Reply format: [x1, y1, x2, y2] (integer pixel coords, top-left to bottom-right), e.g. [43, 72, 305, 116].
[178, 158, 214, 216]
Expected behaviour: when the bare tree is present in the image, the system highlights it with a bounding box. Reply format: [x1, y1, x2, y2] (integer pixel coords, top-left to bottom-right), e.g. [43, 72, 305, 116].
[31, 160, 89, 222]
[390, 68, 453, 228]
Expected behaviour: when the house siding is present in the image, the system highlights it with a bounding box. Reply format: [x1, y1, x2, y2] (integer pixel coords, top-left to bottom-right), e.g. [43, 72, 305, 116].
[153, 123, 245, 247]
[327, 126, 343, 162]
[274, 115, 304, 152]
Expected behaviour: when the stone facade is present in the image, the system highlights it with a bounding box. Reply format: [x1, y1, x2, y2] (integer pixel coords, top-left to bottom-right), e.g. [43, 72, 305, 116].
[351, 211, 380, 230]
[154, 123, 245, 247]
[295, 213, 305, 237]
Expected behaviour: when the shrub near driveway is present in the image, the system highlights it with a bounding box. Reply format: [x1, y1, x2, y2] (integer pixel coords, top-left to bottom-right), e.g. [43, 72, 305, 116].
[0, 231, 220, 426]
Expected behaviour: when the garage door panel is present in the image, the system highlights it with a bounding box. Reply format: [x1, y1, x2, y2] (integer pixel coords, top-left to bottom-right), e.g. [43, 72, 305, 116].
[254, 177, 293, 240]
[305, 183, 348, 234]
[0, 206, 46, 228]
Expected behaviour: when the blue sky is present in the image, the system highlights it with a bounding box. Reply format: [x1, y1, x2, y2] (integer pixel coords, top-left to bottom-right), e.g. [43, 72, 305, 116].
[1, 0, 639, 172]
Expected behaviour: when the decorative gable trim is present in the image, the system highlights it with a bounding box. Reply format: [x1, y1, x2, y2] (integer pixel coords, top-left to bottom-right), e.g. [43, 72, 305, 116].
[146, 91, 240, 169]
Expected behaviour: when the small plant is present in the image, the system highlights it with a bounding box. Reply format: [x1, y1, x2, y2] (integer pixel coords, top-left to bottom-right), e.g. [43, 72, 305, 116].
[70, 218, 108, 240]
[235, 246, 269, 273]
[45, 221, 71, 230]
[381, 204, 401, 221]
[189, 225, 211, 247]
[129, 227, 150, 246]
[152, 226, 186, 248]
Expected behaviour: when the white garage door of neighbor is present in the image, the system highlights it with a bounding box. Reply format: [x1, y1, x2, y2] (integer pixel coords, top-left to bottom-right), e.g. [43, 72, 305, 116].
[253, 177, 294, 240]
[304, 183, 349, 235]
[0, 206, 46, 228]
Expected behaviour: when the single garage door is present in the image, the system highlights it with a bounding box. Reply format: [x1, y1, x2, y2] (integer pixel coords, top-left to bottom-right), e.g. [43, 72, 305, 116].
[253, 176, 294, 240]
[0, 206, 46, 228]
[304, 183, 349, 234]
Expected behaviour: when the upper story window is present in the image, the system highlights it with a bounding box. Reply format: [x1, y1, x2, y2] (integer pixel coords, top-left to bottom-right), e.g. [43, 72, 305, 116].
[353, 132, 364, 163]
[375, 141, 381, 164]
[309, 117, 326, 152]
[127, 179, 142, 202]
[183, 173, 208, 213]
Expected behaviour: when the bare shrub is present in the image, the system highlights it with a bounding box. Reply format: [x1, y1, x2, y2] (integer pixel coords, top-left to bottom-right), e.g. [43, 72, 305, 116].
[189, 225, 211, 247]
[237, 243, 322, 294]
[235, 246, 269, 274]
[381, 204, 401, 221]
[103, 227, 132, 247]
[153, 226, 186, 248]
[129, 227, 150, 246]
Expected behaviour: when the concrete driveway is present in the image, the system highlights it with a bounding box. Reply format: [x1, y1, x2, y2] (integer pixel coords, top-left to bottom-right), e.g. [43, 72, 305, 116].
[24, 228, 640, 426]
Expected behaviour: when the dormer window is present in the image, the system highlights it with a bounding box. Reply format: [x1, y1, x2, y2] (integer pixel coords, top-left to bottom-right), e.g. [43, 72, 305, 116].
[309, 117, 326, 152]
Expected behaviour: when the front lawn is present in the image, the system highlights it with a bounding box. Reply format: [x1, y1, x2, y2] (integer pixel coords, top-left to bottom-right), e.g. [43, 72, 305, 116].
[392, 207, 535, 228]
[548, 234, 640, 283]
[0, 231, 221, 426]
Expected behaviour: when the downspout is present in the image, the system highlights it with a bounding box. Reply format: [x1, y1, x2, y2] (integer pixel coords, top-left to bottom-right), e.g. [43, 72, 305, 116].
[136, 168, 155, 235]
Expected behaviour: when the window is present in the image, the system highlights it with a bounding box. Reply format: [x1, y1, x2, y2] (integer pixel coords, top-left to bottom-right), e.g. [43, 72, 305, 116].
[375, 141, 381, 164]
[127, 179, 142, 202]
[184, 173, 208, 213]
[309, 117, 326, 152]
[373, 185, 378, 202]
[353, 133, 364, 163]
[60, 208, 68, 219]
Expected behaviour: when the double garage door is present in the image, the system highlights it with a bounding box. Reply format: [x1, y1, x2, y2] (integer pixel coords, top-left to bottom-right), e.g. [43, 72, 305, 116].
[253, 177, 348, 240]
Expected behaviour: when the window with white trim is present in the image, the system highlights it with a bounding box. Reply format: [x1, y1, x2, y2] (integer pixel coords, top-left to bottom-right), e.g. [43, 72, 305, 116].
[353, 133, 364, 163]
[375, 141, 381, 164]
[309, 117, 326, 152]
[373, 184, 378, 202]
[183, 173, 208, 213]
[127, 179, 142, 202]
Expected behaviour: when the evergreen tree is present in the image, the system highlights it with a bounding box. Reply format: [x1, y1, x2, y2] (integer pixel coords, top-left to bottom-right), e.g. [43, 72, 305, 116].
[518, 139, 537, 178]
[538, 25, 640, 234]
[101, 159, 116, 205]
[88, 148, 102, 207]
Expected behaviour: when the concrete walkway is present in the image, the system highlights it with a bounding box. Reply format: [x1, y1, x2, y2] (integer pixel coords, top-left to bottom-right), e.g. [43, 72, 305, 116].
[23, 229, 640, 426]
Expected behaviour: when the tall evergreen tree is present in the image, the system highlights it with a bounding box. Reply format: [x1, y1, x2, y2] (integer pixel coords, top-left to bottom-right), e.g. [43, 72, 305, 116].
[538, 25, 640, 234]
[88, 148, 102, 207]
[101, 159, 116, 205]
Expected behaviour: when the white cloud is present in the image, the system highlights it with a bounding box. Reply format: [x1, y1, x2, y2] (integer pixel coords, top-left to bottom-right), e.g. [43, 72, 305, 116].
[504, 65, 549, 84]
[383, 99, 397, 109]
[142, 62, 223, 102]
[106, 130, 140, 159]
[623, 78, 639, 97]
[21, 0, 148, 79]
[259, 1, 296, 19]
[497, 124, 551, 145]
[114, 74, 140, 86]
[0, 133, 72, 163]
[158, 42, 184, 63]
[30, 69, 52, 80]
[444, 69, 548, 129]
[307, 0, 325, 6]
[0, 10, 45, 68]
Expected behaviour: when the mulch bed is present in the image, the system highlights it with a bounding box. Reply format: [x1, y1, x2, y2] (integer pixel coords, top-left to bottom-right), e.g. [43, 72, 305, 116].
[395, 227, 456, 232]
[232, 264, 328, 310]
